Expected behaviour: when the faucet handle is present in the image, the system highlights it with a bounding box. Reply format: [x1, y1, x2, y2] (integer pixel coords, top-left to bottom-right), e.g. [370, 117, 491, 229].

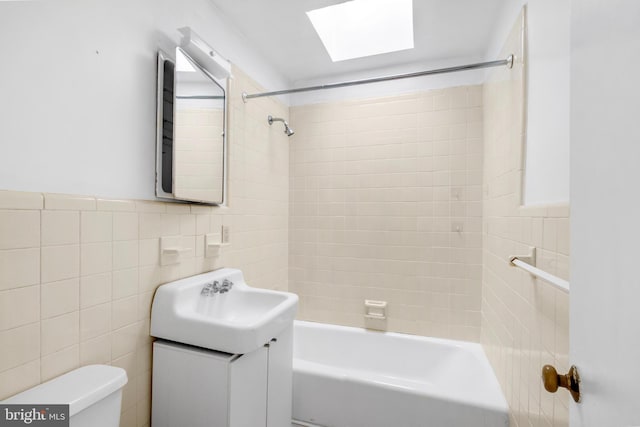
[201, 281, 224, 296]
[219, 278, 233, 293]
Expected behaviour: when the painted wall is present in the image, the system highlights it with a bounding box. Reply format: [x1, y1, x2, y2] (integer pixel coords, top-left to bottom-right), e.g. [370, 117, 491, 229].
[290, 85, 484, 342]
[0, 66, 290, 427]
[481, 11, 570, 427]
[486, 0, 570, 205]
[570, 1, 640, 425]
[0, 0, 289, 200]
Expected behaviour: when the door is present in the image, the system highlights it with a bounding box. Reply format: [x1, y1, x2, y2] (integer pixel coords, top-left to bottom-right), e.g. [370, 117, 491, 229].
[570, 0, 640, 425]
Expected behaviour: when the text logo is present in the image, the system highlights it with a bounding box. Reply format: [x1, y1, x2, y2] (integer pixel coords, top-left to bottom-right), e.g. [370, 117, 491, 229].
[0, 405, 69, 426]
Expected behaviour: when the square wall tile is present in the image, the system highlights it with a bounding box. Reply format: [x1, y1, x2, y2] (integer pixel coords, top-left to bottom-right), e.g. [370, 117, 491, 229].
[111, 322, 140, 359]
[0, 322, 40, 370]
[80, 302, 111, 341]
[81, 212, 113, 243]
[0, 210, 40, 250]
[80, 334, 111, 365]
[0, 248, 40, 290]
[112, 296, 138, 330]
[41, 278, 79, 319]
[113, 241, 138, 270]
[41, 311, 79, 356]
[112, 268, 138, 300]
[41, 211, 79, 246]
[0, 248, 40, 291]
[41, 245, 79, 283]
[0, 285, 40, 330]
[81, 242, 113, 276]
[80, 273, 111, 308]
[139, 214, 162, 239]
[40, 345, 79, 382]
[0, 359, 40, 400]
[161, 214, 181, 236]
[138, 239, 159, 267]
[113, 212, 139, 241]
[180, 215, 196, 236]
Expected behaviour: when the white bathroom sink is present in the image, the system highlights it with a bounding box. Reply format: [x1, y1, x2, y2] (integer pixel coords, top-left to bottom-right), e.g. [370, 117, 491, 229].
[150, 268, 298, 354]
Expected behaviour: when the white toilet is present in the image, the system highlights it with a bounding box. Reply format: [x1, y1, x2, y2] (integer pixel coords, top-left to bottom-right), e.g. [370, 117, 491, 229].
[2, 365, 128, 427]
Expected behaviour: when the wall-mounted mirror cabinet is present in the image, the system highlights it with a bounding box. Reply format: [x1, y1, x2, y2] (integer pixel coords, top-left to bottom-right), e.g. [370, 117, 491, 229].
[156, 46, 227, 205]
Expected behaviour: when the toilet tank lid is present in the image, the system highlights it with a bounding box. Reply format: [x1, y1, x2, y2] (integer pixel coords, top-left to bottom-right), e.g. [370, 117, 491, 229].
[2, 365, 128, 416]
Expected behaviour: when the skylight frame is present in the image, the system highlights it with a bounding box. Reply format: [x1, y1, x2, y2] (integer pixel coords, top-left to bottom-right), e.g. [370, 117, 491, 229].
[306, 0, 415, 62]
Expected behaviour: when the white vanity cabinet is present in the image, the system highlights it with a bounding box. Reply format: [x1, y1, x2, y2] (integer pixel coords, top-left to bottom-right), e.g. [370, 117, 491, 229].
[152, 326, 293, 427]
[149, 268, 297, 427]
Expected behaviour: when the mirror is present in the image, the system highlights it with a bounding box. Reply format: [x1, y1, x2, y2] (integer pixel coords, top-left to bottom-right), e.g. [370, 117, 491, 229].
[156, 47, 227, 205]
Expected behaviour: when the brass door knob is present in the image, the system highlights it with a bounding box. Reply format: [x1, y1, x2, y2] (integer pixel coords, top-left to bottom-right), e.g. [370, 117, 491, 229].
[541, 364, 581, 403]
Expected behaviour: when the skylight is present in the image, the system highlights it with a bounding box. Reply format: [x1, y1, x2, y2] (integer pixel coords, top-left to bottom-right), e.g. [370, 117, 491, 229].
[306, 0, 414, 62]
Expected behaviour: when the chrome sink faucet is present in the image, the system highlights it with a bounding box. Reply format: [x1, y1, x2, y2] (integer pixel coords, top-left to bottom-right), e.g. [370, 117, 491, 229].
[200, 279, 233, 296]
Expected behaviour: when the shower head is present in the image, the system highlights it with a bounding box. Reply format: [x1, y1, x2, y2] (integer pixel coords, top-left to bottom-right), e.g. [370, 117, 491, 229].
[284, 124, 295, 136]
[268, 115, 295, 137]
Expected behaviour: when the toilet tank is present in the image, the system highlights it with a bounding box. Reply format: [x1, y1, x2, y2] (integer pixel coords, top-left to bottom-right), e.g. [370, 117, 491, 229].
[2, 365, 128, 427]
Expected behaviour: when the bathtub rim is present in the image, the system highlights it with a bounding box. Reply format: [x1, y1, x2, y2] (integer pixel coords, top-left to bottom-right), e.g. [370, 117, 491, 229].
[294, 319, 485, 351]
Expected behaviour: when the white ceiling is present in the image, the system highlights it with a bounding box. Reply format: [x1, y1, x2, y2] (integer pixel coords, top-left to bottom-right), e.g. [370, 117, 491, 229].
[209, 0, 509, 84]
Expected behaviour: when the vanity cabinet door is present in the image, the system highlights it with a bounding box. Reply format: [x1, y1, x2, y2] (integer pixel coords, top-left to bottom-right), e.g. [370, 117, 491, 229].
[152, 341, 233, 427]
[229, 346, 269, 427]
[229, 327, 294, 427]
[266, 327, 294, 427]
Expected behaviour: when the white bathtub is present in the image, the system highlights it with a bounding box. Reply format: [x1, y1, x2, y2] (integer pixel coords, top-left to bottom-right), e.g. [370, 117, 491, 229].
[292, 321, 508, 427]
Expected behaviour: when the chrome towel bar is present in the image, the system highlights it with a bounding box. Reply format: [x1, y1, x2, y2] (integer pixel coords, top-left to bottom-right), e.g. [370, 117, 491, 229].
[509, 248, 570, 293]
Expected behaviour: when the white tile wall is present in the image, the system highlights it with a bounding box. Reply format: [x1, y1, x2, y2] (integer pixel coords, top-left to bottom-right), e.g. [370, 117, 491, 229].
[481, 10, 570, 427]
[289, 86, 484, 341]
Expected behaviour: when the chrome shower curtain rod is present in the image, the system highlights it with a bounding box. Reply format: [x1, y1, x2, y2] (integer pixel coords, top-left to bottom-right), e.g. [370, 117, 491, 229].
[242, 55, 514, 102]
